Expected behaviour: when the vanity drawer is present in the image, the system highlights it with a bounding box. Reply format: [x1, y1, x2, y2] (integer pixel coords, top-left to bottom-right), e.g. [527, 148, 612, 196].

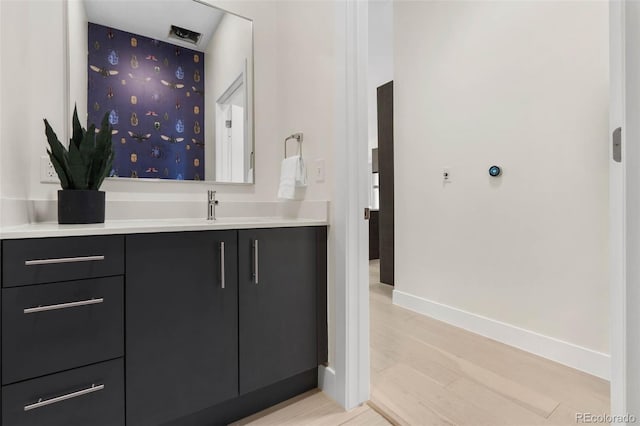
[2, 235, 124, 287]
[2, 277, 124, 385]
[2, 358, 124, 426]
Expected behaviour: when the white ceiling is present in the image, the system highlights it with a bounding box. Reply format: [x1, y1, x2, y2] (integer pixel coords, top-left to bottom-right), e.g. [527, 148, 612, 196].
[83, 0, 227, 52]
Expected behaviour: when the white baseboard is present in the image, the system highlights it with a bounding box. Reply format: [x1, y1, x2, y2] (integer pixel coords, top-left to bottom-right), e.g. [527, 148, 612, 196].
[318, 365, 337, 400]
[392, 289, 611, 380]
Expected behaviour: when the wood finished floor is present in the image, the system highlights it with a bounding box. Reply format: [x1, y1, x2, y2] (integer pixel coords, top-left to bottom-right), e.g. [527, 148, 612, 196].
[368, 260, 610, 426]
[230, 389, 390, 426]
[235, 260, 609, 425]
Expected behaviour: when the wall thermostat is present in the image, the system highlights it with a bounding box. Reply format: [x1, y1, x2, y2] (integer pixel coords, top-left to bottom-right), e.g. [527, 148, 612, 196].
[488, 165, 502, 177]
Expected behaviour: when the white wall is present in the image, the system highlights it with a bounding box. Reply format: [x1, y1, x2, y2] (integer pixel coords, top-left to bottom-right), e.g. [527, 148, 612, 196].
[394, 0, 610, 361]
[367, 0, 393, 154]
[68, 0, 88, 126]
[1, 1, 65, 203]
[0, 0, 3, 223]
[275, 1, 335, 203]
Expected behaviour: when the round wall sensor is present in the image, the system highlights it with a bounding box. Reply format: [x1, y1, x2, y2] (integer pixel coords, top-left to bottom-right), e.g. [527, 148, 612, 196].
[489, 165, 502, 177]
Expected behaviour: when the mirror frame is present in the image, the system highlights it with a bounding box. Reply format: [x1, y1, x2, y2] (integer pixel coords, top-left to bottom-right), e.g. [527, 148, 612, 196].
[63, 0, 256, 186]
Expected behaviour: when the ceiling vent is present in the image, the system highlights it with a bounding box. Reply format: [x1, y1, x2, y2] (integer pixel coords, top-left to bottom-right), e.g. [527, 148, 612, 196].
[168, 25, 201, 45]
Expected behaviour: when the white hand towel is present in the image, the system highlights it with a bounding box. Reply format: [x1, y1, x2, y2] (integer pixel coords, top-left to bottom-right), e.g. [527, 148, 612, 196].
[278, 155, 307, 200]
[295, 156, 308, 187]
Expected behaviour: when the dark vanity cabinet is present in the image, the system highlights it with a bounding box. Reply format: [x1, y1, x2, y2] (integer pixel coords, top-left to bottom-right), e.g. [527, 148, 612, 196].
[126, 231, 239, 425]
[238, 228, 319, 394]
[0, 226, 327, 426]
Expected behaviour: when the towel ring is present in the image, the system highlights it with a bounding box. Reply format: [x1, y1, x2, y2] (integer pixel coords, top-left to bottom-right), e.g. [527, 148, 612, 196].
[284, 133, 304, 158]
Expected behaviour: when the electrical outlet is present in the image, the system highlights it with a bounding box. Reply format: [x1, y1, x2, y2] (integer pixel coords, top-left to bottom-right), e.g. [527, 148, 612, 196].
[40, 156, 59, 183]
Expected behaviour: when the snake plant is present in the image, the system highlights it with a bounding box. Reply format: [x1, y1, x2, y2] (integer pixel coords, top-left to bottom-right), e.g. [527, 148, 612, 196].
[44, 106, 114, 190]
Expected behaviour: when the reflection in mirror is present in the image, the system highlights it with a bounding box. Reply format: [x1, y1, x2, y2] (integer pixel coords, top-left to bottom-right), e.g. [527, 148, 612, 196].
[216, 70, 249, 182]
[68, 0, 254, 184]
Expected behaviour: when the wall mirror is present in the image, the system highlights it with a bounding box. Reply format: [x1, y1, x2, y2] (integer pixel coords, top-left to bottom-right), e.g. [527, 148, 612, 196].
[67, 0, 254, 184]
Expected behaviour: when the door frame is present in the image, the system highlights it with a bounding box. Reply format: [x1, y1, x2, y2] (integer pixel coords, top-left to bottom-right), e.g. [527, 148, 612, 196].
[614, 0, 640, 419]
[327, 0, 370, 410]
[609, 0, 626, 419]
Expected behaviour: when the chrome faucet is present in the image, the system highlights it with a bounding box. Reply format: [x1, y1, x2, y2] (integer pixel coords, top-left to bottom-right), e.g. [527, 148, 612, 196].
[207, 190, 219, 220]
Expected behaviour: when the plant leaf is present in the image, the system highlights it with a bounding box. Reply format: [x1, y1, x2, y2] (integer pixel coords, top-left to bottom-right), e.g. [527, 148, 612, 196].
[95, 150, 114, 190]
[89, 112, 113, 190]
[43, 118, 73, 189]
[80, 123, 97, 186]
[68, 141, 89, 190]
[45, 109, 113, 191]
[71, 105, 85, 151]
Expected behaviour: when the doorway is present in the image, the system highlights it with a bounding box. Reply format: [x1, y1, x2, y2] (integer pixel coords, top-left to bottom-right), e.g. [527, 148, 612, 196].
[360, 0, 632, 420]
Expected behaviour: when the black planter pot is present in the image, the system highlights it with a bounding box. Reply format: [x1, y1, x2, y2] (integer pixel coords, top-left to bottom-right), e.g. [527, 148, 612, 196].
[57, 190, 106, 224]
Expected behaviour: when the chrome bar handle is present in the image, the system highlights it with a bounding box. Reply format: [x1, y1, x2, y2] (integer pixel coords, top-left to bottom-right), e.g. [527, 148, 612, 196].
[253, 240, 259, 284]
[220, 241, 225, 289]
[24, 298, 104, 314]
[24, 384, 104, 411]
[24, 255, 105, 266]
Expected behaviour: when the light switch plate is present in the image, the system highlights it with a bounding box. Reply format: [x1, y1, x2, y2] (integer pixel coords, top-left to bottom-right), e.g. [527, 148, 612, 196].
[313, 159, 325, 183]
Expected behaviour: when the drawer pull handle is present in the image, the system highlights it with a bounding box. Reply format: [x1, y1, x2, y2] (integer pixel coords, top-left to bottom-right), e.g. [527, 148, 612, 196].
[220, 241, 225, 289]
[23, 298, 104, 314]
[24, 383, 104, 411]
[24, 255, 105, 266]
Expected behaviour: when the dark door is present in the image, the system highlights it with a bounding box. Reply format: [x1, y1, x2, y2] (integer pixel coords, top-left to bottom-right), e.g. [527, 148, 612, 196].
[369, 210, 380, 260]
[378, 81, 394, 285]
[125, 231, 238, 426]
[238, 227, 317, 395]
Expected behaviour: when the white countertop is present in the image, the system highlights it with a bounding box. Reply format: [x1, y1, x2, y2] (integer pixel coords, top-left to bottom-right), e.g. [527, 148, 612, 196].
[0, 217, 328, 239]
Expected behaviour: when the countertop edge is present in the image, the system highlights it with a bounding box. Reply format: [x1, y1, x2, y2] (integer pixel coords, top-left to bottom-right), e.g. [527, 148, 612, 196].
[0, 219, 329, 240]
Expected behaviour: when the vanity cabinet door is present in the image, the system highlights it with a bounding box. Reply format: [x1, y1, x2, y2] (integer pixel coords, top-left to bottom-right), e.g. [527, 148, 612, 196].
[125, 231, 238, 426]
[238, 227, 318, 395]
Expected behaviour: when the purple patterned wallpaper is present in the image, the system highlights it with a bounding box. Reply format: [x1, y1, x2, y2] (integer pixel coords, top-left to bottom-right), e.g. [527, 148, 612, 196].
[87, 22, 205, 180]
